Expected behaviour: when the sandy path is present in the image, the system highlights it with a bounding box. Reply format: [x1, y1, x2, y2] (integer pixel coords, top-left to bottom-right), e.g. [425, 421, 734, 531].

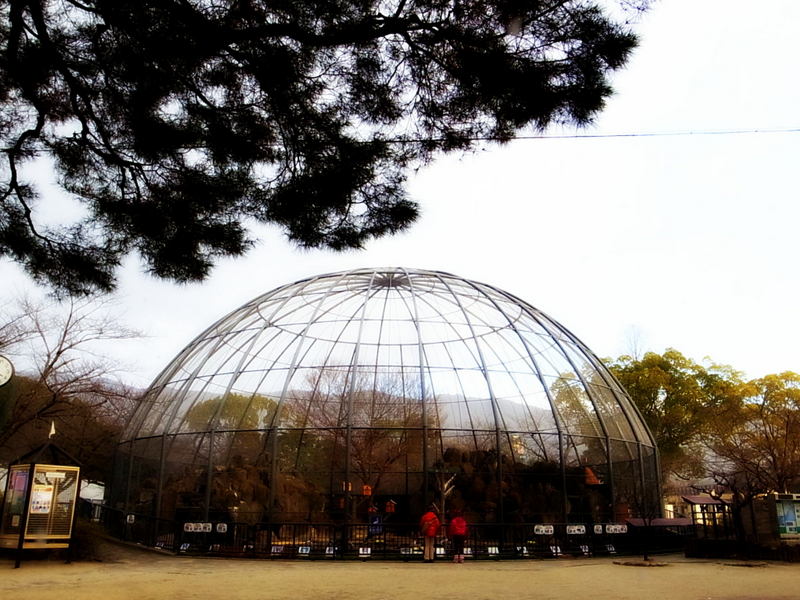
[2, 548, 798, 600]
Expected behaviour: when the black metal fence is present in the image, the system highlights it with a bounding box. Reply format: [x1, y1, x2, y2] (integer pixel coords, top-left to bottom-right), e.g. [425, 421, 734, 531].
[87, 503, 691, 560]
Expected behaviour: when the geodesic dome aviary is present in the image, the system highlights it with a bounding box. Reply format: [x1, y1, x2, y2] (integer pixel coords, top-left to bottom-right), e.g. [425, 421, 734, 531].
[113, 267, 659, 546]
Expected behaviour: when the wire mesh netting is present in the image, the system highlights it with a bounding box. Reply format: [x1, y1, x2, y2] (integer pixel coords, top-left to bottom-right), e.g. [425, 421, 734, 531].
[114, 267, 659, 545]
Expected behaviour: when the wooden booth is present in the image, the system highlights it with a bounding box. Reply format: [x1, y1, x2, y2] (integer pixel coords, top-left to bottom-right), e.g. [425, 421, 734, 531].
[0, 442, 82, 568]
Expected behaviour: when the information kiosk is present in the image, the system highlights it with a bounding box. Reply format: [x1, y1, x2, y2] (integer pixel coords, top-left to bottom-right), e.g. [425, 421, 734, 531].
[0, 442, 81, 568]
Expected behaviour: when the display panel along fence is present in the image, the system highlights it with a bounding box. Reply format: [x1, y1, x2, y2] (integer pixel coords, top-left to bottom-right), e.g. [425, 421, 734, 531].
[91, 503, 691, 559]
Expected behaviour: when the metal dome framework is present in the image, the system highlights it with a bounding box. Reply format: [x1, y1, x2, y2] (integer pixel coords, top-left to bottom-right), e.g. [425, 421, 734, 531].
[114, 268, 660, 552]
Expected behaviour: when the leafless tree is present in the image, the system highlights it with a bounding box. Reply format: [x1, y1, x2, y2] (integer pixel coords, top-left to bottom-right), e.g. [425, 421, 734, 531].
[0, 296, 140, 479]
[284, 368, 430, 494]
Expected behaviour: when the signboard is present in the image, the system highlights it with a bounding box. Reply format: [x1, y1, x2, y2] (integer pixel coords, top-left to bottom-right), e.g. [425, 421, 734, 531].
[0, 463, 80, 555]
[775, 495, 800, 539]
[30, 485, 54, 514]
[216, 523, 228, 534]
[566, 525, 586, 535]
[534, 524, 554, 535]
[368, 515, 383, 535]
[606, 524, 628, 534]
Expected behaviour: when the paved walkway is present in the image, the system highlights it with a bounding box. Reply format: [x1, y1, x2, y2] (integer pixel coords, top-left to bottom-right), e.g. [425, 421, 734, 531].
[2, 546, 798, 600]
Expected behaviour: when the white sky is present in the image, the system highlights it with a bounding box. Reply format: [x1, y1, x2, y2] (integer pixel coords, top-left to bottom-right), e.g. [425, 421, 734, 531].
[1, 0, 799, 387]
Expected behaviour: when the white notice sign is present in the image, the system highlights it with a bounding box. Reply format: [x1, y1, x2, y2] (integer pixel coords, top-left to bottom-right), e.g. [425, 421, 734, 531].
[30, 485, 54, 514]
[567, 525, 586, 535]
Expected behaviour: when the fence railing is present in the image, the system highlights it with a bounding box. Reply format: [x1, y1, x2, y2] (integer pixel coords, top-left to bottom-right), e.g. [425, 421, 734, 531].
[86, 503, 692, 560]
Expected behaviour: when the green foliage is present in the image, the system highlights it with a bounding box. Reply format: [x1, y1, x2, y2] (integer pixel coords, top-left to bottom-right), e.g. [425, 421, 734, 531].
[183, 392, 277, 432]
[0, 0, 639, 294]
[606, 349, 747, 480]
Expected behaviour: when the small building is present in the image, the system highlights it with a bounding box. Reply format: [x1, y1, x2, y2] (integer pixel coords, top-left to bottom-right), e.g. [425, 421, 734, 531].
[0, 442, 82, 567]
[683, 495, 734, 539]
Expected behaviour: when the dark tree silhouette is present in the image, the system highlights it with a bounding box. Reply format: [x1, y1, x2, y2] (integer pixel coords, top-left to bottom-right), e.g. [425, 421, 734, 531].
[1, 0, 641, 294]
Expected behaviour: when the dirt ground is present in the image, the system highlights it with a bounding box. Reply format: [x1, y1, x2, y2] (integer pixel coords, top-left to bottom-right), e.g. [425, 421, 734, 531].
[2, 540, 798, 600]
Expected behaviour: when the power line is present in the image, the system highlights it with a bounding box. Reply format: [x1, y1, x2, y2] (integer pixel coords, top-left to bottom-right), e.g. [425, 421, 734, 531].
[382, 126, 800, 145]
[509, 126, 800, 140]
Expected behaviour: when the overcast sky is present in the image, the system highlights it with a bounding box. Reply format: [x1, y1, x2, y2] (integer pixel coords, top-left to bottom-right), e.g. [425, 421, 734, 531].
[2, 0, 799, 387]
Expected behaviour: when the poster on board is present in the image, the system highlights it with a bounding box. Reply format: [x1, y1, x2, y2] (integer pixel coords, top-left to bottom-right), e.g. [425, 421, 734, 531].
[30, 484, 54, 514]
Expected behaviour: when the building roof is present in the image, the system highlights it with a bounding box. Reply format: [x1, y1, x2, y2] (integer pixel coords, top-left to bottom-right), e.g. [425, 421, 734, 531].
[627, 517, 693, 527]
[682, 495, 724, 505]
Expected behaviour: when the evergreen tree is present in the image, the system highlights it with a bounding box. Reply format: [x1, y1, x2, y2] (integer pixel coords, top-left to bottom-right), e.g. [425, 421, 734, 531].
[1, 0, 640, 294]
